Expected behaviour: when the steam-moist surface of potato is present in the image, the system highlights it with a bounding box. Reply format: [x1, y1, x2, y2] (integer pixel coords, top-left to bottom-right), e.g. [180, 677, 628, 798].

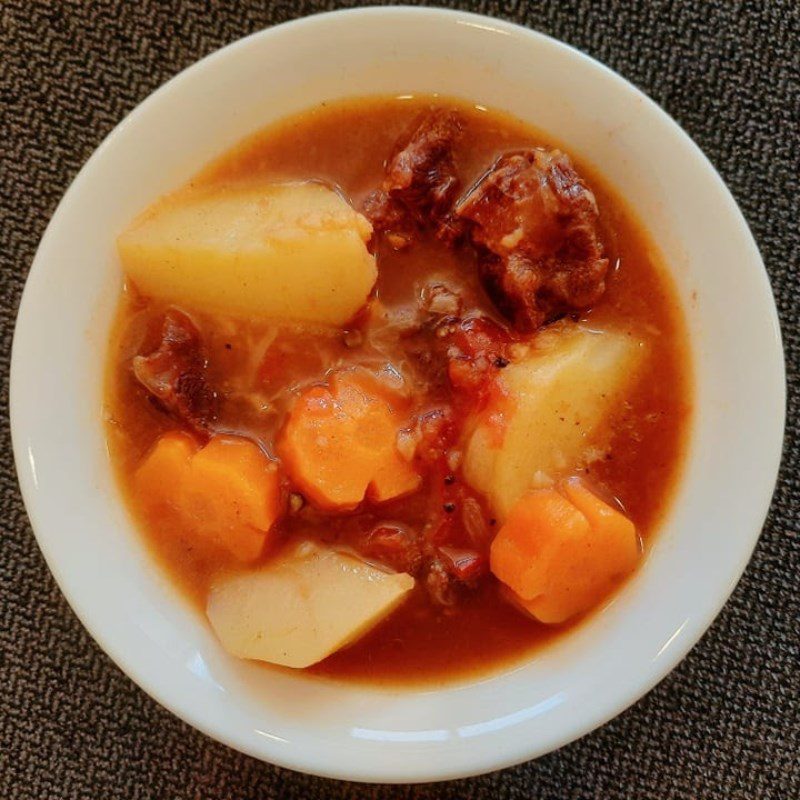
[206, 540, 415, 668]
[464, 325, 646, 520]
[117, 181, 377, 325]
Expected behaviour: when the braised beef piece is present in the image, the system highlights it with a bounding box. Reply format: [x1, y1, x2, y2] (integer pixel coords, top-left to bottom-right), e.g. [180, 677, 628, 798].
[442, 316, 511, 398]
[398, 309, 512, 403]
[454, 149, 609, 330]
[366, 112, 609, 328]
[424, 557, 461, 607]
[362, 192, 414, 249]
[356, 516, 485, 606]
[346, 405, 493, 606]
[357, 521, 484, 607]
[133, 309, 217, 436]
[437, 545, 488, 582]
[424, 548, 487, 606]
[359, 524, 425, 575]
[363, 109, 464, 246]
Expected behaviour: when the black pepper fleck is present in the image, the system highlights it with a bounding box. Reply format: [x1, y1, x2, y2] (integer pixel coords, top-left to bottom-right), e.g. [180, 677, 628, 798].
[444, 474, 456, 485]
[494, 356, 509, 368]
[443, 502, 456, 513]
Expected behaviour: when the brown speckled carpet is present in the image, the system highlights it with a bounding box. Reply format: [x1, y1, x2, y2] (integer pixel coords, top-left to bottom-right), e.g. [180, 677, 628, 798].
[1, 2, 798, 798]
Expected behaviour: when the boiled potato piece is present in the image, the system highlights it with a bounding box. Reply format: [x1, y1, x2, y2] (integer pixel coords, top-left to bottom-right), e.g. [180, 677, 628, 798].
[207, 539, 414, 668]
[118, 182, 376, 325]
[464, 324, 645, 520]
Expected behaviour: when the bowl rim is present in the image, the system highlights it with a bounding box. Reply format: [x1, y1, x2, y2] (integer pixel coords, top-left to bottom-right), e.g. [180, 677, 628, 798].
[10, 5, 786, 783]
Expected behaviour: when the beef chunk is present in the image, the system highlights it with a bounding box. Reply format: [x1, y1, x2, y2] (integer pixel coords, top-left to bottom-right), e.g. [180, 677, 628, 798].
[383, 109, 462, 222]
[359, 524, 424, 575]
[424, 548, 487, 606]
[455, 149, 609, 330]
[363, 109, 464, 245]
[443, 316, 511, 397]
[437, 545, 488, 582]
[362, 190, 414, 249]
[133, 309, 217, 435]
[399, 312, 513, 404]
[414, 407, 458, 465]
[424, 557, 461, 606]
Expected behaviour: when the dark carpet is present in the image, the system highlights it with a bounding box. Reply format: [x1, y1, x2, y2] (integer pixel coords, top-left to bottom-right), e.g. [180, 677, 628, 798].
[1, 1, 798, 798]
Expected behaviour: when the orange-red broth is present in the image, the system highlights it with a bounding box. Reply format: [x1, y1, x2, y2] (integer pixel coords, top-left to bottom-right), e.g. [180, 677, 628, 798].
[106, 97, 692, 684]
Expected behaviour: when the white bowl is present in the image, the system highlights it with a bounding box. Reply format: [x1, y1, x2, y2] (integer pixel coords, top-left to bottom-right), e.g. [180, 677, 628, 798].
[11, 7, 785, 783]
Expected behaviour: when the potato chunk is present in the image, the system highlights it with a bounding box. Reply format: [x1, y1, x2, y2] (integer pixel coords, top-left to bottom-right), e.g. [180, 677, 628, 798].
[118, 182, 377, 325]
[207, 540, 414, 668]
[463, 324, 645, 519]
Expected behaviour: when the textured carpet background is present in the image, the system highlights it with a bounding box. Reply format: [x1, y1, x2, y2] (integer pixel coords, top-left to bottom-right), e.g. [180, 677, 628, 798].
[1, 1, 798, 798]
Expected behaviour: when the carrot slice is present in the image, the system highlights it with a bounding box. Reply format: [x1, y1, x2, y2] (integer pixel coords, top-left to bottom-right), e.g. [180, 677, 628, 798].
[183, 436, 283, 561]
[278, 370, 420, 511]
[490, 481, 640, 623]
[490, 489, 590, 602]
[560, 477, 638, 574]
[133, 431, 198, 510]
[135, 432, 283, 563]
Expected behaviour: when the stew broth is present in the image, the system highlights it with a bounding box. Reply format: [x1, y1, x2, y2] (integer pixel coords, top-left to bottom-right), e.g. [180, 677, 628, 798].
[106, 97, 691, 684]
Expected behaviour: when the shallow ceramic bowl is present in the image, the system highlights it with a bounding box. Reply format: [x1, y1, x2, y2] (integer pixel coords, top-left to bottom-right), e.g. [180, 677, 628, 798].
[11, 7, 785, 783]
